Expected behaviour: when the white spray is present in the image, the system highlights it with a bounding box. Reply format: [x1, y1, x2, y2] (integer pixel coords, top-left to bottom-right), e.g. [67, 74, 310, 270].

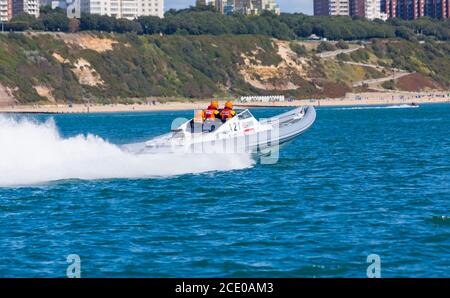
[0, 115, 254, 187]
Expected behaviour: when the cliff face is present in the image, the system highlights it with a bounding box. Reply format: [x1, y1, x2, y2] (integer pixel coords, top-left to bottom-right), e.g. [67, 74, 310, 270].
[0, 32, 447, 104]
[0, 84, 17, 107]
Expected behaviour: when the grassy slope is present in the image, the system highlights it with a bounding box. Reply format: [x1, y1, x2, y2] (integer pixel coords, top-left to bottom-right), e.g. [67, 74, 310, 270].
[0, 32, 448, 104]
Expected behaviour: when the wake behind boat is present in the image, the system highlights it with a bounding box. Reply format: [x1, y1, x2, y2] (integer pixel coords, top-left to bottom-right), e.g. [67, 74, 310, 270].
[123, 106, 316, 156]
[333, 103, 420, 110]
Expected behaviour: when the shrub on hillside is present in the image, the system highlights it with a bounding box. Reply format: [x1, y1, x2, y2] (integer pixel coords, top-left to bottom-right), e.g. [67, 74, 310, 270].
[290, 42, 307, 56]
[350, 49, 370, 62]
[382, 79, 396, 90]
[336, 53, 350, 61]
[336, 39, 349, 49]
[317, 41, 336, 53]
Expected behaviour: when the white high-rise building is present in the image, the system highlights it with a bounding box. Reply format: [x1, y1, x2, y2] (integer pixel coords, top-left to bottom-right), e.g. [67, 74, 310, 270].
[364, 0, 382, 20]
[49, 0, 68, 10]
[12, 0, 40, 18]
[196, 0, 226, 13]
[80, 0, 164, 19]
[314, 0, 350, 16]
[25, 0, 39, 16]
[222, 0, 280, 15]
[329, 0, 350, 15]
[259, 0, 280, 15]
[196, 0, 215, 6]
[0, 0, 13, 22]
[347, 0, 386, 20]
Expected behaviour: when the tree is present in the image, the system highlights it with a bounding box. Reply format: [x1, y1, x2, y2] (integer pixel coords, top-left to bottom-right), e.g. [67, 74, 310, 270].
[137, 16, 163, 34]
[290, 42, 307, 55]
[97, 15, 115, 32]
[4, 22, 29, 31]
[336, 39, 349, 49]
[41, 10, 70, 32]
[317, 41, 336, 53]
[336, 53, 350, 61]
[382, 79, 396, 90]
[79, 13, 99, 31]
[395, 27, 414, 40]
[114, 19, 143, 34]
[4, 7, 449, 41]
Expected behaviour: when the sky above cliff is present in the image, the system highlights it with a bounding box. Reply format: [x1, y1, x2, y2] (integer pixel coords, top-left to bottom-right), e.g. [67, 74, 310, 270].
[165, 0, 313, 15]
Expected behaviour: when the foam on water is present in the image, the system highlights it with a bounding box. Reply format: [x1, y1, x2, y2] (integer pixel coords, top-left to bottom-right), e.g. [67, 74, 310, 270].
[330, 104, 419, 111]
[0, 115, 254, 187]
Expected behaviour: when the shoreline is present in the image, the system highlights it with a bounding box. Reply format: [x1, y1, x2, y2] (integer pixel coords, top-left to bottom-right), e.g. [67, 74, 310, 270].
[1, 92, 449, 114]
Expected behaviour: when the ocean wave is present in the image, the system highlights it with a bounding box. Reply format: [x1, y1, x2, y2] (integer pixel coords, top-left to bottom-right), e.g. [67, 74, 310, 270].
[330, 104, 419, 111]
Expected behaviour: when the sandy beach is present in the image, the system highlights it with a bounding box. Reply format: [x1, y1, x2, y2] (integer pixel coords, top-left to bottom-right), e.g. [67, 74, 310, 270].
[0, 91, 449, 114]
[242, 91, 450, 108]
[0, 101, 210, 114]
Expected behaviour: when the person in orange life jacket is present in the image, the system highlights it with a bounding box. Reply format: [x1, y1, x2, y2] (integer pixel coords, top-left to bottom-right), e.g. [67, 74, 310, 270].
[190, 110, 205, 133]
[203, 100, 221, 132]
[204, 101, 220, 120]
[220, 101, 236, 122]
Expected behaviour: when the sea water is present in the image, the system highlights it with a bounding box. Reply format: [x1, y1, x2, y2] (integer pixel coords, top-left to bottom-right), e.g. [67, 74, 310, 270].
[0, 104, 448, 277]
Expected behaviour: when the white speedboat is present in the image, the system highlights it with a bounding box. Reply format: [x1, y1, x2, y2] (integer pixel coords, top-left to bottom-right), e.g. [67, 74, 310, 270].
[123, 106, 316, 155]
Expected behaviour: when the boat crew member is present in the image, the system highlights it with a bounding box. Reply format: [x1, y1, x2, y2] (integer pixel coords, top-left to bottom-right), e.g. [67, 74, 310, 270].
[193, 110, 205, 122]
[191, 110, 205, 133]
[220, 101, 236, 121]
[203, 100, 220, 132]
[204, 101, 220, 120]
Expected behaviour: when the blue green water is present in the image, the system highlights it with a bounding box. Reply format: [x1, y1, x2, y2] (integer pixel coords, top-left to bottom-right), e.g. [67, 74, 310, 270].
[0, 104, 449, 277]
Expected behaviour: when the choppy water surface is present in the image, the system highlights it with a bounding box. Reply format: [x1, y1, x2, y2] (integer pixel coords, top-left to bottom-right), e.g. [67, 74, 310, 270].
[0, 104, 449, 277]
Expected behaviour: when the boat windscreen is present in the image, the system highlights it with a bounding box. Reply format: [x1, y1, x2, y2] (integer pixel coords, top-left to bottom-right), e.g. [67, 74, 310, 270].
[237, 110, 253, 120]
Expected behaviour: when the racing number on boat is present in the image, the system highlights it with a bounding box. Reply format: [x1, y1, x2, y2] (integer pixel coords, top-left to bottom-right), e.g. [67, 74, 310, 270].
[231, 122, 240, 132]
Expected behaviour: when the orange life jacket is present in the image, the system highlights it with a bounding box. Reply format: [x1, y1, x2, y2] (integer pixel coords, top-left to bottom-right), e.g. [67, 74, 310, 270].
[194, 110, 205, 123]
[204, 105, 218, 120]
[220, 108, 236, 120]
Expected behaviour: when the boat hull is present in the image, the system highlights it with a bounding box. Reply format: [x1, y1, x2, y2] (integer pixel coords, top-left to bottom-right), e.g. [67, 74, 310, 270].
[122, 106, 316, 155]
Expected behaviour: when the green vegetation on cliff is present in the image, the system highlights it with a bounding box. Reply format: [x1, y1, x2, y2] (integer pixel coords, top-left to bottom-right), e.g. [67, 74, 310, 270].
[369, 39, 450, 85]
[5, 7, 450, 41]
[0, 33, 285, 103]
[0, 32, 448, 104]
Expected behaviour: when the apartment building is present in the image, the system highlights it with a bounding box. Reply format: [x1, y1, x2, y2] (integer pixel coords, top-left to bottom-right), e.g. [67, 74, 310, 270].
[350, 0, 383, 19]
[80, 0, 164, 19]
[313, 0, 350, 16]
[0, 0, 13, 22]
[316, 0, 447, 19]
[202, 0, 280, 15]
[259, 0, 280, 14]
[382, 0, 448, 19]
[424, 0, 447, 18]
[12, 0, 39, 18]
[196, 0, 227, 13]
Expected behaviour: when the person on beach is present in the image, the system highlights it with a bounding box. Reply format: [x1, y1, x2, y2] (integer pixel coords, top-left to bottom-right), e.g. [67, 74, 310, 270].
[220, 101, 236, 122]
